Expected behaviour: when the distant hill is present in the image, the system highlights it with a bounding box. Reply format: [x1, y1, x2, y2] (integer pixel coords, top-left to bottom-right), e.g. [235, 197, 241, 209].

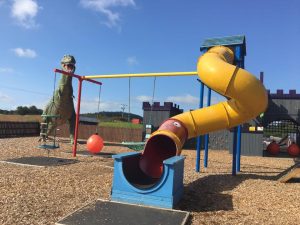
[81, 111, 143, 122]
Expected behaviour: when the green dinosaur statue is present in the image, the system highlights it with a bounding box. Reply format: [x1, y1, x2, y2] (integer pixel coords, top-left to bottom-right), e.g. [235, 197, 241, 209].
[40, 55, 76, 144]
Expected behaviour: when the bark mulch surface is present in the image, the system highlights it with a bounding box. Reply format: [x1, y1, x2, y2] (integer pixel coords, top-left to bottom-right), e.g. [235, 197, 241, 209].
[0, 137, 299, 225]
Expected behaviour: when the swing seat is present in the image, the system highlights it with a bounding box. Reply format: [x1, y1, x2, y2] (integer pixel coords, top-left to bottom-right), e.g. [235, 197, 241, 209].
[39, 114, 60, 150]
[38, 144, 59, 150]
[121, 142, 145, 151]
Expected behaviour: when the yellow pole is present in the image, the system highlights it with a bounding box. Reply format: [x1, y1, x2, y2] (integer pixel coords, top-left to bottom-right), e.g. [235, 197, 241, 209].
[83, 71, 197, 79]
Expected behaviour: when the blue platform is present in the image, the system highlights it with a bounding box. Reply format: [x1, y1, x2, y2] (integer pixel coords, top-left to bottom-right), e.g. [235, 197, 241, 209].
[111, 152, 185, 209]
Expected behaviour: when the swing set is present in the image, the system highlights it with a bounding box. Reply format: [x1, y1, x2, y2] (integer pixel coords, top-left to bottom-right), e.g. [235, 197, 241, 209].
[83, 71, 198, 151]
[40, 68, 102, 157]
[121, 76, 157, 151]
[39, 70, 62, 151]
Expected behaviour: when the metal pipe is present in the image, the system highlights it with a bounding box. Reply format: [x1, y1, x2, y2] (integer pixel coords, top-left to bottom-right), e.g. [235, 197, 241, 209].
[72, 78, 83, 157]
[232, 127, 237, 176]
[236, 125, 242, 172]
[235, 59, 244, 173]
[84, 71, 197, 79]
[54, 69, 102, 85]
[54, 68, 82, 79]
[204, 88, 211, 168]
[195, 80, 204, 172]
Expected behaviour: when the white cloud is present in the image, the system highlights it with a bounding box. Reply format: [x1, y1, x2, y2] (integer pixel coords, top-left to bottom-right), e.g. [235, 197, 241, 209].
[12, 48, 37, 58]
[0, 67, 14, 73]
[78, 98, 123, 113]
[165, 94, 226, 108]
[80, 0, 135, 28]
[11, 0, 40, 29]
[166, 94, 199, 105]
[127, 56, 138, 66]
[0, 92, 13, 103]
[136, 95, 153, 102]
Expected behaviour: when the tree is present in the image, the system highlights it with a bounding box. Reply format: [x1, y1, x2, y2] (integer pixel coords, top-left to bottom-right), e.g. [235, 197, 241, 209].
[14, 105, 43, 115]
[29, 105, 42, 114]
[16, 106, 29, 115]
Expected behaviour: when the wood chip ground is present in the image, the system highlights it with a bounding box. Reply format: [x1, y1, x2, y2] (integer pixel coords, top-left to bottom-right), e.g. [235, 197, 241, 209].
[0, 137, 299, 225]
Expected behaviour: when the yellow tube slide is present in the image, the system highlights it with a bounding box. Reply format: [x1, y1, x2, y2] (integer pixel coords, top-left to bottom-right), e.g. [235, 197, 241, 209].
[139, 46, 268, 178]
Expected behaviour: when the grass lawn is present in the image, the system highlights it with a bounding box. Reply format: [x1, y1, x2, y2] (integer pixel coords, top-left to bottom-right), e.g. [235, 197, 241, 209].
[99, 121, 143, 129]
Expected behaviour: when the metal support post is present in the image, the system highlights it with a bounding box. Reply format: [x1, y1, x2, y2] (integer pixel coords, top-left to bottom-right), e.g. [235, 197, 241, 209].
[204, 88, 211, 168]
[196, 80, 204, 172]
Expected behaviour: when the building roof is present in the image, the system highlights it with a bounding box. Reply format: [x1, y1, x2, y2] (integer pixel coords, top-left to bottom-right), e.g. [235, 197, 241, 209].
[79, 116, 98, 124]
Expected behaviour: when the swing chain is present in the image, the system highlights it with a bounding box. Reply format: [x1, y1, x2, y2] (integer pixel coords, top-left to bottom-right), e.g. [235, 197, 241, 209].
[96, 84, 102, 134]
[148, 76, 156, 126]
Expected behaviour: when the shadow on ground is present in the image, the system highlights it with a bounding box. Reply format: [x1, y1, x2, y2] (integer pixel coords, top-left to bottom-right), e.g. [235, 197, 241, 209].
[177, 166, 298, 214]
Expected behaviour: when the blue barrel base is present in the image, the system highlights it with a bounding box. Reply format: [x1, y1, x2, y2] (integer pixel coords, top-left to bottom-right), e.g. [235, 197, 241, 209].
[111, 152, 185, 209]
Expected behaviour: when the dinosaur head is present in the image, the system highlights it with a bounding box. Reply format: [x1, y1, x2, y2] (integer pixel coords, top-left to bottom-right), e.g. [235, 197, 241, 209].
[61, 55, 76, 73]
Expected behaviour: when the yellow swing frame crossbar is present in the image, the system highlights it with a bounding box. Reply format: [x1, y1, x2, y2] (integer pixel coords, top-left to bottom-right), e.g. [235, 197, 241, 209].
[84, 71, 198, 79]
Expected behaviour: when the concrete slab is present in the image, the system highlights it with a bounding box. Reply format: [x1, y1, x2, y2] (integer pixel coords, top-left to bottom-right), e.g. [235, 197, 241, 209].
[56, 199, 189, 225]
[0, 156, 78, 167]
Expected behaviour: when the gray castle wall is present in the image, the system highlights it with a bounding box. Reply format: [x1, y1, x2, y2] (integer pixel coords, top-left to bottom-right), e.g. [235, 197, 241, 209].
[263, 89, 300, 125]
[142, 102, 183, 131]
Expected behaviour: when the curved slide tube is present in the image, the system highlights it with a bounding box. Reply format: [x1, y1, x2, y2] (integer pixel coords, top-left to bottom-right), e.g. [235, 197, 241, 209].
[140, 46, 268, 178]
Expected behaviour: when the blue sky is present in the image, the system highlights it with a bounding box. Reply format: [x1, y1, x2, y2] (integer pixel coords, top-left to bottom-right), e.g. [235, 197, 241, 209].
[0, 0, 299, 116]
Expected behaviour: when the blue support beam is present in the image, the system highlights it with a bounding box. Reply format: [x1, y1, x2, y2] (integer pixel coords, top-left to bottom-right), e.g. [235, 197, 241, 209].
[236, 125, 242, 172]
[234, 45, 245, 174]
[199, 36, 246, 175]
[232, 127, 238, 176]
[204, 88, 211, 168]
[195, 80, 204, 172]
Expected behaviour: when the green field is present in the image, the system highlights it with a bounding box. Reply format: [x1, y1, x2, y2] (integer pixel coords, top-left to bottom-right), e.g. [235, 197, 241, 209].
[99, 121, 143, 129]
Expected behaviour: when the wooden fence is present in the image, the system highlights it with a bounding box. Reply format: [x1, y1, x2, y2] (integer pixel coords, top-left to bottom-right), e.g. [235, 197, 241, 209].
[56, 124, 143, 142]
[0, 122, 143, 142]
[0, 122, 40, 138]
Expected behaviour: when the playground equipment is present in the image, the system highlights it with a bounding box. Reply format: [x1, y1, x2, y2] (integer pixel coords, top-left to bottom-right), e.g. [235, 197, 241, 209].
[49, 68, 102, 156]
[83, 35, 268, 208]
[121, 75, 157, 150]
[266, 141, 280, 155]
[38, 69, 62, 151]
[38, 115, 60, 154]
[41, 55, 77, 145]
[121, 141, 145, 151]
[278, 158, 300, 183]
[87, 134, 104, 154]
[85, 82, 104, 154]
[264, 121, 300, 157]
[112, 152, 185, 208]
[140, 45, 268, 178]
[287, 143, 300, 156]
